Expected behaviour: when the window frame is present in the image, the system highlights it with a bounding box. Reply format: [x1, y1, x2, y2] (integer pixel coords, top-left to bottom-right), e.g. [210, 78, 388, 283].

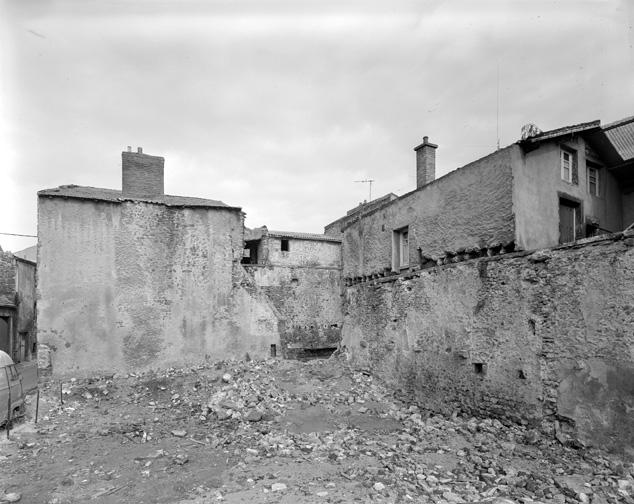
[392, 226, 410, 271]
[587, 163, 600, 197]
[560, 149, 573, 183]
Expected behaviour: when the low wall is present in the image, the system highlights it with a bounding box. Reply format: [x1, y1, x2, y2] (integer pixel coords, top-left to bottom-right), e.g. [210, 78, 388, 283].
[342, 234, 634, 456]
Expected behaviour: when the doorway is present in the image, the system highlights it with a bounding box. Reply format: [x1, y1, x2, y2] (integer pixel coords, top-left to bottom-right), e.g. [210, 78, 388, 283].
[0, 316, 10, 355]
[559, 198, 580, 244]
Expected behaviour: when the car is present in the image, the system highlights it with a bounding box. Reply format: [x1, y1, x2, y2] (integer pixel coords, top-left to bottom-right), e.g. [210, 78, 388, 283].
[0, 350, 25, 427]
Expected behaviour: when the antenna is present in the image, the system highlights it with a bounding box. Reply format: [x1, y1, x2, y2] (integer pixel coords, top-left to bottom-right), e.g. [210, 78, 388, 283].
[354, 179, 374, 202]
[496, 62, 500, 150]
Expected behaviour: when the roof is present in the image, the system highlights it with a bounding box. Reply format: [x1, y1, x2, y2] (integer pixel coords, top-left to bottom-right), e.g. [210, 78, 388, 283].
[13, 245, 37, 263]
[38, 185, 240, 210]
[267, 230, 342, 243]
[522, 120, 601, 143]
[602, 116, 634, 161]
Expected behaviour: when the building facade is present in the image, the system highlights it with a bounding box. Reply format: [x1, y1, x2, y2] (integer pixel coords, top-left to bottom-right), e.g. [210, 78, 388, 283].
[242, 227, 342, 358]
[37, 149, 276, 374]
[327, 117, 634, 281]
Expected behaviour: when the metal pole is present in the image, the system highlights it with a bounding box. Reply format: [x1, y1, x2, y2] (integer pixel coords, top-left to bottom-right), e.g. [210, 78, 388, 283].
[5, 368, 11, 439]
[35, 388, 40, 424]
[59, 382, 63, 405]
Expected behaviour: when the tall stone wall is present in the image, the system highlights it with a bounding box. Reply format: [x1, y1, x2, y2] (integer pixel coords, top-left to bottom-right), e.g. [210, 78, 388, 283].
[342, 235, 634, 456]
[244, 264, 342, 357]
[37, 196, 276, 375]
[342, 146, 516, 278]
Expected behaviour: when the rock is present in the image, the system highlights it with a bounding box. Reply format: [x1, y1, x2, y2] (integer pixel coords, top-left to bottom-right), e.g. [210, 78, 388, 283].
[491, 499, 516, 504]
[222, 373, 232, 383]
[3, 494, 21, 503]
[216, 410, 231, 421]
[245, 409, 263, 422]
[271, 483, 287, 492]
[373, 482, 385, 492]
[171, 430, 187, 438]
[316, 491, 328, 497]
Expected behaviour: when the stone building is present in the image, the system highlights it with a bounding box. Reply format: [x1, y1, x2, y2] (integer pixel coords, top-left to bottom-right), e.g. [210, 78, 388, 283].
[37, 148, 276, 374]
[0, 248, 38, 390]
[327, 117, 634, 281]
[242, 227, 342, 358]
[329, 116, 634, 455]
[0, 250, 36, 363]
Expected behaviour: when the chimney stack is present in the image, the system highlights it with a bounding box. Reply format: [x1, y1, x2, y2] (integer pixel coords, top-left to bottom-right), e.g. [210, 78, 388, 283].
[122, 147, 165, 198]
[414, 136, 438, 189]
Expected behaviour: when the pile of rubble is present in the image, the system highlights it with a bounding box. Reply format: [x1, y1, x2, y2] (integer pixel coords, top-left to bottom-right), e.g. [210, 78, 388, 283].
[2, 357, 633, 503]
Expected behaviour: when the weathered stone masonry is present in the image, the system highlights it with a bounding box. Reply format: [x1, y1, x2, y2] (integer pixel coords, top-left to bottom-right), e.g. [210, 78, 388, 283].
[342, 234, 634, 456]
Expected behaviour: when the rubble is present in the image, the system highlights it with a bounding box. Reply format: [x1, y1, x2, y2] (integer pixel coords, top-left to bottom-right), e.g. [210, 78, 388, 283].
[1, 356, 633, 503]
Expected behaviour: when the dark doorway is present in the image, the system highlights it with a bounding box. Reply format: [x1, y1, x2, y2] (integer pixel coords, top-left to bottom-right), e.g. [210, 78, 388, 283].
[559, 198, 579, 244]
[0, 316, 10, 355]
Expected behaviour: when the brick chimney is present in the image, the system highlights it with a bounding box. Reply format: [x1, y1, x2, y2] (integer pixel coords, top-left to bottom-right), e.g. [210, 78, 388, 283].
[414, 136, 438, 188]
[121, 147, 165, 198]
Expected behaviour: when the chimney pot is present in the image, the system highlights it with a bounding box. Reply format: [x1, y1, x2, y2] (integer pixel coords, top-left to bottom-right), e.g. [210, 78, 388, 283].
[414, 136, 438, 189]
[137, 147, 143, 154]
[127, 146, 132, 152]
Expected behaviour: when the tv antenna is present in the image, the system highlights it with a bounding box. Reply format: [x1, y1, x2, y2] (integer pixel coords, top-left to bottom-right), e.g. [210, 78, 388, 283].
[354, 179, 374, 202]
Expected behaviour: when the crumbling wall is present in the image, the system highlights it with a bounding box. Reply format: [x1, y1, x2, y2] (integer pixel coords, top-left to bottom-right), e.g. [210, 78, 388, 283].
[0, 251, 16, 306]
[244, 264, 342, 358]
[37, 197, 273, 374]
[342, 146, 515, 278]
[342, 235, 634, 455]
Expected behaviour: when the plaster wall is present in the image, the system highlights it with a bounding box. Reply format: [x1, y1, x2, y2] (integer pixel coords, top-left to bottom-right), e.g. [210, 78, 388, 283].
[266, 237, 341, 268]
[342, 147, 515, 278]
[513, 138, 623, 250]
[37, 196, 273, 374]
[622, 192, 634, 228]
[342, 237, 634, 455]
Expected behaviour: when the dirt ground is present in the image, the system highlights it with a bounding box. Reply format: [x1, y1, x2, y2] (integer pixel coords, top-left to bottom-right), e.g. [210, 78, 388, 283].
[1, 356, 633, 504]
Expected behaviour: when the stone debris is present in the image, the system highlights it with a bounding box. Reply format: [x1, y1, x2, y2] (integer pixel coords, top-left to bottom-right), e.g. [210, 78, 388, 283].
[1, 356, 633, 503]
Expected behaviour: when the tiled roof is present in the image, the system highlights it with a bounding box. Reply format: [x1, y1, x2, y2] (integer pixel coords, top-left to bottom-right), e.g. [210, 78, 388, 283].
[524, 120, 601, 142]
[38, 185, 240, 210]
[602, 116, 634, 161]
[267, 230, 342, 243]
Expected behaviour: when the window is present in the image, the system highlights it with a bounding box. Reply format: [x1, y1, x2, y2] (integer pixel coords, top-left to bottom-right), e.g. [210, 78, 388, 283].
[587, 164, 600, 197]
[560, 149, 578, 184]
[280, 239, 289, 252]
[392, 227, 409, 271]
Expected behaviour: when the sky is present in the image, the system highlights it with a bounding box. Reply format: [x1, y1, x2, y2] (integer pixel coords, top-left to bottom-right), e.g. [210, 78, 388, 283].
[0, 0, 633, 252]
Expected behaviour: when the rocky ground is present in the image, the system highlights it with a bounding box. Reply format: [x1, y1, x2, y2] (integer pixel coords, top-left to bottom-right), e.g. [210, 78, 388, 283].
[1, 355, 633, 504]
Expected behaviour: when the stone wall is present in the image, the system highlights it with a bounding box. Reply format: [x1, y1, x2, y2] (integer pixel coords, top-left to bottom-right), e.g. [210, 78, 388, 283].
[244, 264, 342, 358]
[341, 147, 515, 278]
[16, 259, 36, 360]
[342, 235, 634, 456]
[0, 251, 16, 306]
[37, 196, 276, 375]
[266, 237, 341, 268]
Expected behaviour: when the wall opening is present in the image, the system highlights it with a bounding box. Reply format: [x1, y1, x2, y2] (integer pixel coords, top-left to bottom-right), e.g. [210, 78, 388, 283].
[473, 362, 486, 375]
[270, 344, 277, 358]
[281, 239, 289, 252]
[299, 347, 337, 360]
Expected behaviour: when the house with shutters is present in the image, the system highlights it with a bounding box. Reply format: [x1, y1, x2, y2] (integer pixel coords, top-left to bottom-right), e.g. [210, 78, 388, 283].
[325, 116, 634, 281]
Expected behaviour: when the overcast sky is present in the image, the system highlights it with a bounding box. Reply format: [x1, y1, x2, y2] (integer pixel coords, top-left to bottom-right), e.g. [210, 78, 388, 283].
[1, 0, 632, 252]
